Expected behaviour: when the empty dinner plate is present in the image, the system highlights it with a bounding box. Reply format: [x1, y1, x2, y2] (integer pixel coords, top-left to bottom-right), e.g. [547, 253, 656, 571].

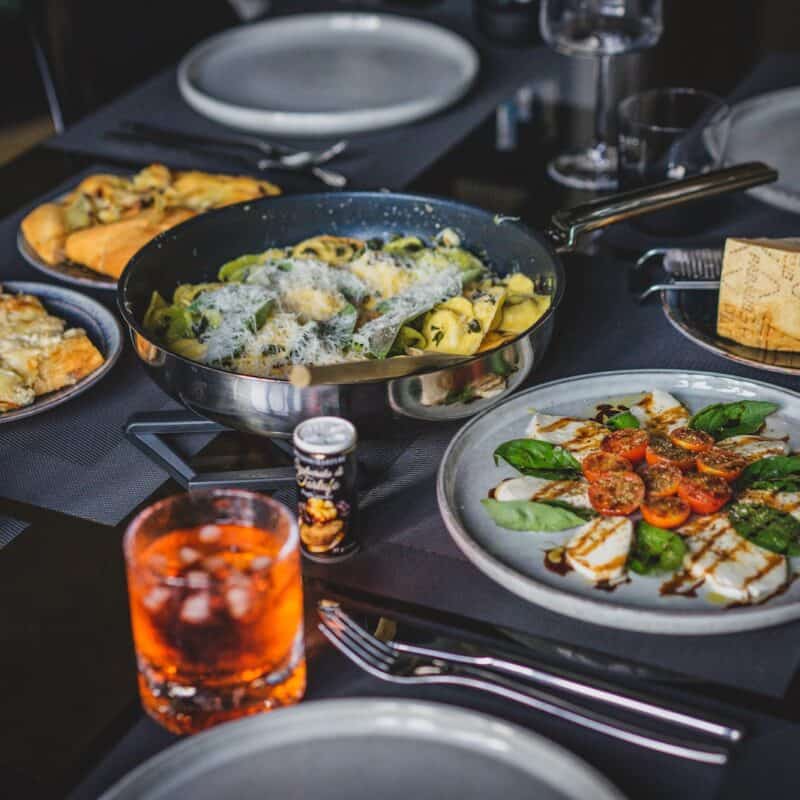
[177, 13, 479, 136]
[100, 699, 625, 800]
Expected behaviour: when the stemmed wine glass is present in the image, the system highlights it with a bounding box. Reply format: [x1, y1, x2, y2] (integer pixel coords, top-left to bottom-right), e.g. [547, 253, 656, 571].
[540, 0, 663, 190]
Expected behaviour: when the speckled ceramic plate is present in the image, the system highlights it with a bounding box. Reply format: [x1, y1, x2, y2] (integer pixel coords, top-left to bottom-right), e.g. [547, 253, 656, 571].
[177, 13, 479, 136]
[17, 227, 118, 290]
[99, 699, 625, 800]
[661, 288, 800, 377]
[438, 370, 800, 635]
[0, 282, 122, 424]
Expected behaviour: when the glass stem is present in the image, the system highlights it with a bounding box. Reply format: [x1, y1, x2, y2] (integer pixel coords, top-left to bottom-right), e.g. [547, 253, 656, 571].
[594, 54, 613, 155]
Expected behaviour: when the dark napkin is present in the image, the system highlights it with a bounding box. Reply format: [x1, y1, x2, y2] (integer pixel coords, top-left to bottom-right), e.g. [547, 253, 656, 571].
[44, 4, 557, 190]
[0, 167, 213, 525]
[605, 51, 800, 252]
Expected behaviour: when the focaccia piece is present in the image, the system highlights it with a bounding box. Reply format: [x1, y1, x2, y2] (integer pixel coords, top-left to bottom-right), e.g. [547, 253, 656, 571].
[21, 165, 281, 278]
[31, 329, 104, 395]
[65, 207, 196, 278]
[170, 171, 280, 211]
[0, 366, 35, 411]
[20, 203, 68, 265]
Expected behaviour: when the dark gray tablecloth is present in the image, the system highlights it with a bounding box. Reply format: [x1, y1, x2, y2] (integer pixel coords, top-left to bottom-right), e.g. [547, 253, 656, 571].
[45, 3, 557, 190]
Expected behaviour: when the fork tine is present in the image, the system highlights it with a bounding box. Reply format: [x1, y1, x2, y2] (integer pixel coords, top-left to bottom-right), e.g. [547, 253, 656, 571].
[318, 616, 394, 671]
[318, 622, 397, 681]
[326, 606, 398, 659]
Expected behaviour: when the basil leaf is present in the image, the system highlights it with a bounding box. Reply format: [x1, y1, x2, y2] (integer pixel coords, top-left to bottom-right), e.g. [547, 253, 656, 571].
[737, 455, 800, 492]
[481, 499, 587, 531]
[538, 500, 598, 521]
[628, 521, 687, 575]
[493, 439, 581, 479]
[606, 411, 640, 430]
[688, 400, 778, 441]
[728, 503, 800, 556]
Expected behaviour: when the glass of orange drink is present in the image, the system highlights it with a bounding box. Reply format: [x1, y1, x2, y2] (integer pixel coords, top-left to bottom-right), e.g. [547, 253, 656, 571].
[124, 489, 305, 734]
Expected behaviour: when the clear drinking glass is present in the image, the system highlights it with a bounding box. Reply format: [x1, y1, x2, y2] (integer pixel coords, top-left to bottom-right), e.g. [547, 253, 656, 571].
[617, 87, 730, 232]
[617, 87, 730, 188]
[124, 490, 305, 735]
[540, 0, 664, 190]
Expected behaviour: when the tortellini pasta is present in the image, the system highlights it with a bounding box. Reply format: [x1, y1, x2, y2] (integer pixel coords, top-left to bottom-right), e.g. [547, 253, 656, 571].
[142, 233, 552, 374]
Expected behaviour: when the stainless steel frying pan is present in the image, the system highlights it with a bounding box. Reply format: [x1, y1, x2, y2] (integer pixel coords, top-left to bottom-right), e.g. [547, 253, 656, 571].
[119, 162, 776, 437]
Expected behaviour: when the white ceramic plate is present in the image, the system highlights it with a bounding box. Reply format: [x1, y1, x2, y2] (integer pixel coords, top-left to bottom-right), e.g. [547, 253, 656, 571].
[705, 87, 800, 213]
[0, 282, 122, 423]
[100, 699, 625, 800]
[177, 13, 479, 136]
[438, 370, 800, 635]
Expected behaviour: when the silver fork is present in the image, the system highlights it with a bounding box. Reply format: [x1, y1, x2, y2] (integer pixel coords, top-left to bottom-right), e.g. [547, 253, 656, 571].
[318, 602, 731, 765]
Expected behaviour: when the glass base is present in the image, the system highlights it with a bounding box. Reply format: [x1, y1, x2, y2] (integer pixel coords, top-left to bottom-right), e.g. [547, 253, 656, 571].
[547, 144, 618, 191]
[139, 653, 307, 735]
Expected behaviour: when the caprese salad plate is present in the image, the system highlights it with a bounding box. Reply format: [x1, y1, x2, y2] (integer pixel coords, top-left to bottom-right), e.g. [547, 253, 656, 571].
[437, 370, 800, 634]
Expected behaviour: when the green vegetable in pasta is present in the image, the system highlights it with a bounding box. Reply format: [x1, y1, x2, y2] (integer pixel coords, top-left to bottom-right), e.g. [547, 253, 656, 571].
[218, 253, 264, 282]
[143, 291, 168, 332]
[390, 325, 427, 354]
[384, 236, 425, 254]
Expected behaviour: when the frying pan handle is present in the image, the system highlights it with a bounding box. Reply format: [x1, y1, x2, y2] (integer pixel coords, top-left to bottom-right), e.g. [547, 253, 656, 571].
[545, 162, 778, 251]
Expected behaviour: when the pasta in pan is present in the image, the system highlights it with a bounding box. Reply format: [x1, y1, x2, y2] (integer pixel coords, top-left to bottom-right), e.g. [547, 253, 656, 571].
[142, 231, 551, 377]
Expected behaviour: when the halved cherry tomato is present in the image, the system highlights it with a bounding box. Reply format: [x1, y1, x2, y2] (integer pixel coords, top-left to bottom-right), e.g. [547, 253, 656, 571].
[582, 452, 633, 483]
[696, 448, 747, 482]
[640, 496, 691, 529]
[588, 472, 645, 516]
[677, 473, 732, 515]
[669, 427, 714, 453]
[601, 429, 649, 464]
[638, 463, 681, 498]
[645, 437, 697, 472]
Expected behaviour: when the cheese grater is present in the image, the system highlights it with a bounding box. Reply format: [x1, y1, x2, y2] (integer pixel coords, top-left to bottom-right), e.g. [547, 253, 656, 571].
[632, 247, 723, 302]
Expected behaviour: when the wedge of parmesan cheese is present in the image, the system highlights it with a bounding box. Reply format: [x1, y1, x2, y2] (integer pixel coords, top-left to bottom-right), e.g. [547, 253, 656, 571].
[717, 238, 800, 352]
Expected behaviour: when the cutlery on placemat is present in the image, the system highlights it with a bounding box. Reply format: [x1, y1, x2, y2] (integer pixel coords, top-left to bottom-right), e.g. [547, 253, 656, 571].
[104, 124, 349, 187]
[120, 121, 348, 165]
[318, 600, 740, 764]
[632, 247, 723, 302]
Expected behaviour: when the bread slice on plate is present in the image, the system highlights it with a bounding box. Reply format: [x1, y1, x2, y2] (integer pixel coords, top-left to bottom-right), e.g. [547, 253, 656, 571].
[0, 287, 104, 412]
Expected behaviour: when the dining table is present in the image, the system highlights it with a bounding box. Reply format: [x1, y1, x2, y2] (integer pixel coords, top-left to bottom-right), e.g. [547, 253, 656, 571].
[2, 3, 800, 799]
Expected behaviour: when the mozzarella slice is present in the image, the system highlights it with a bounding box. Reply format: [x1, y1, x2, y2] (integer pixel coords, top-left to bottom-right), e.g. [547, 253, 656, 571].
[716, 435, 789, 464]
[737, 488, 800, 522]
[493, 476, 591, 509]
[526, 413, 607, 462]
[628, 390, 690, 435]
[678, 513, 788, 603]
[565, 516, 632, 585]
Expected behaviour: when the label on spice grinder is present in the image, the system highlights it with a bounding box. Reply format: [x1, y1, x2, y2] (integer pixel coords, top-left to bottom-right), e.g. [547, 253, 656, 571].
[293, 416, 359, 562]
